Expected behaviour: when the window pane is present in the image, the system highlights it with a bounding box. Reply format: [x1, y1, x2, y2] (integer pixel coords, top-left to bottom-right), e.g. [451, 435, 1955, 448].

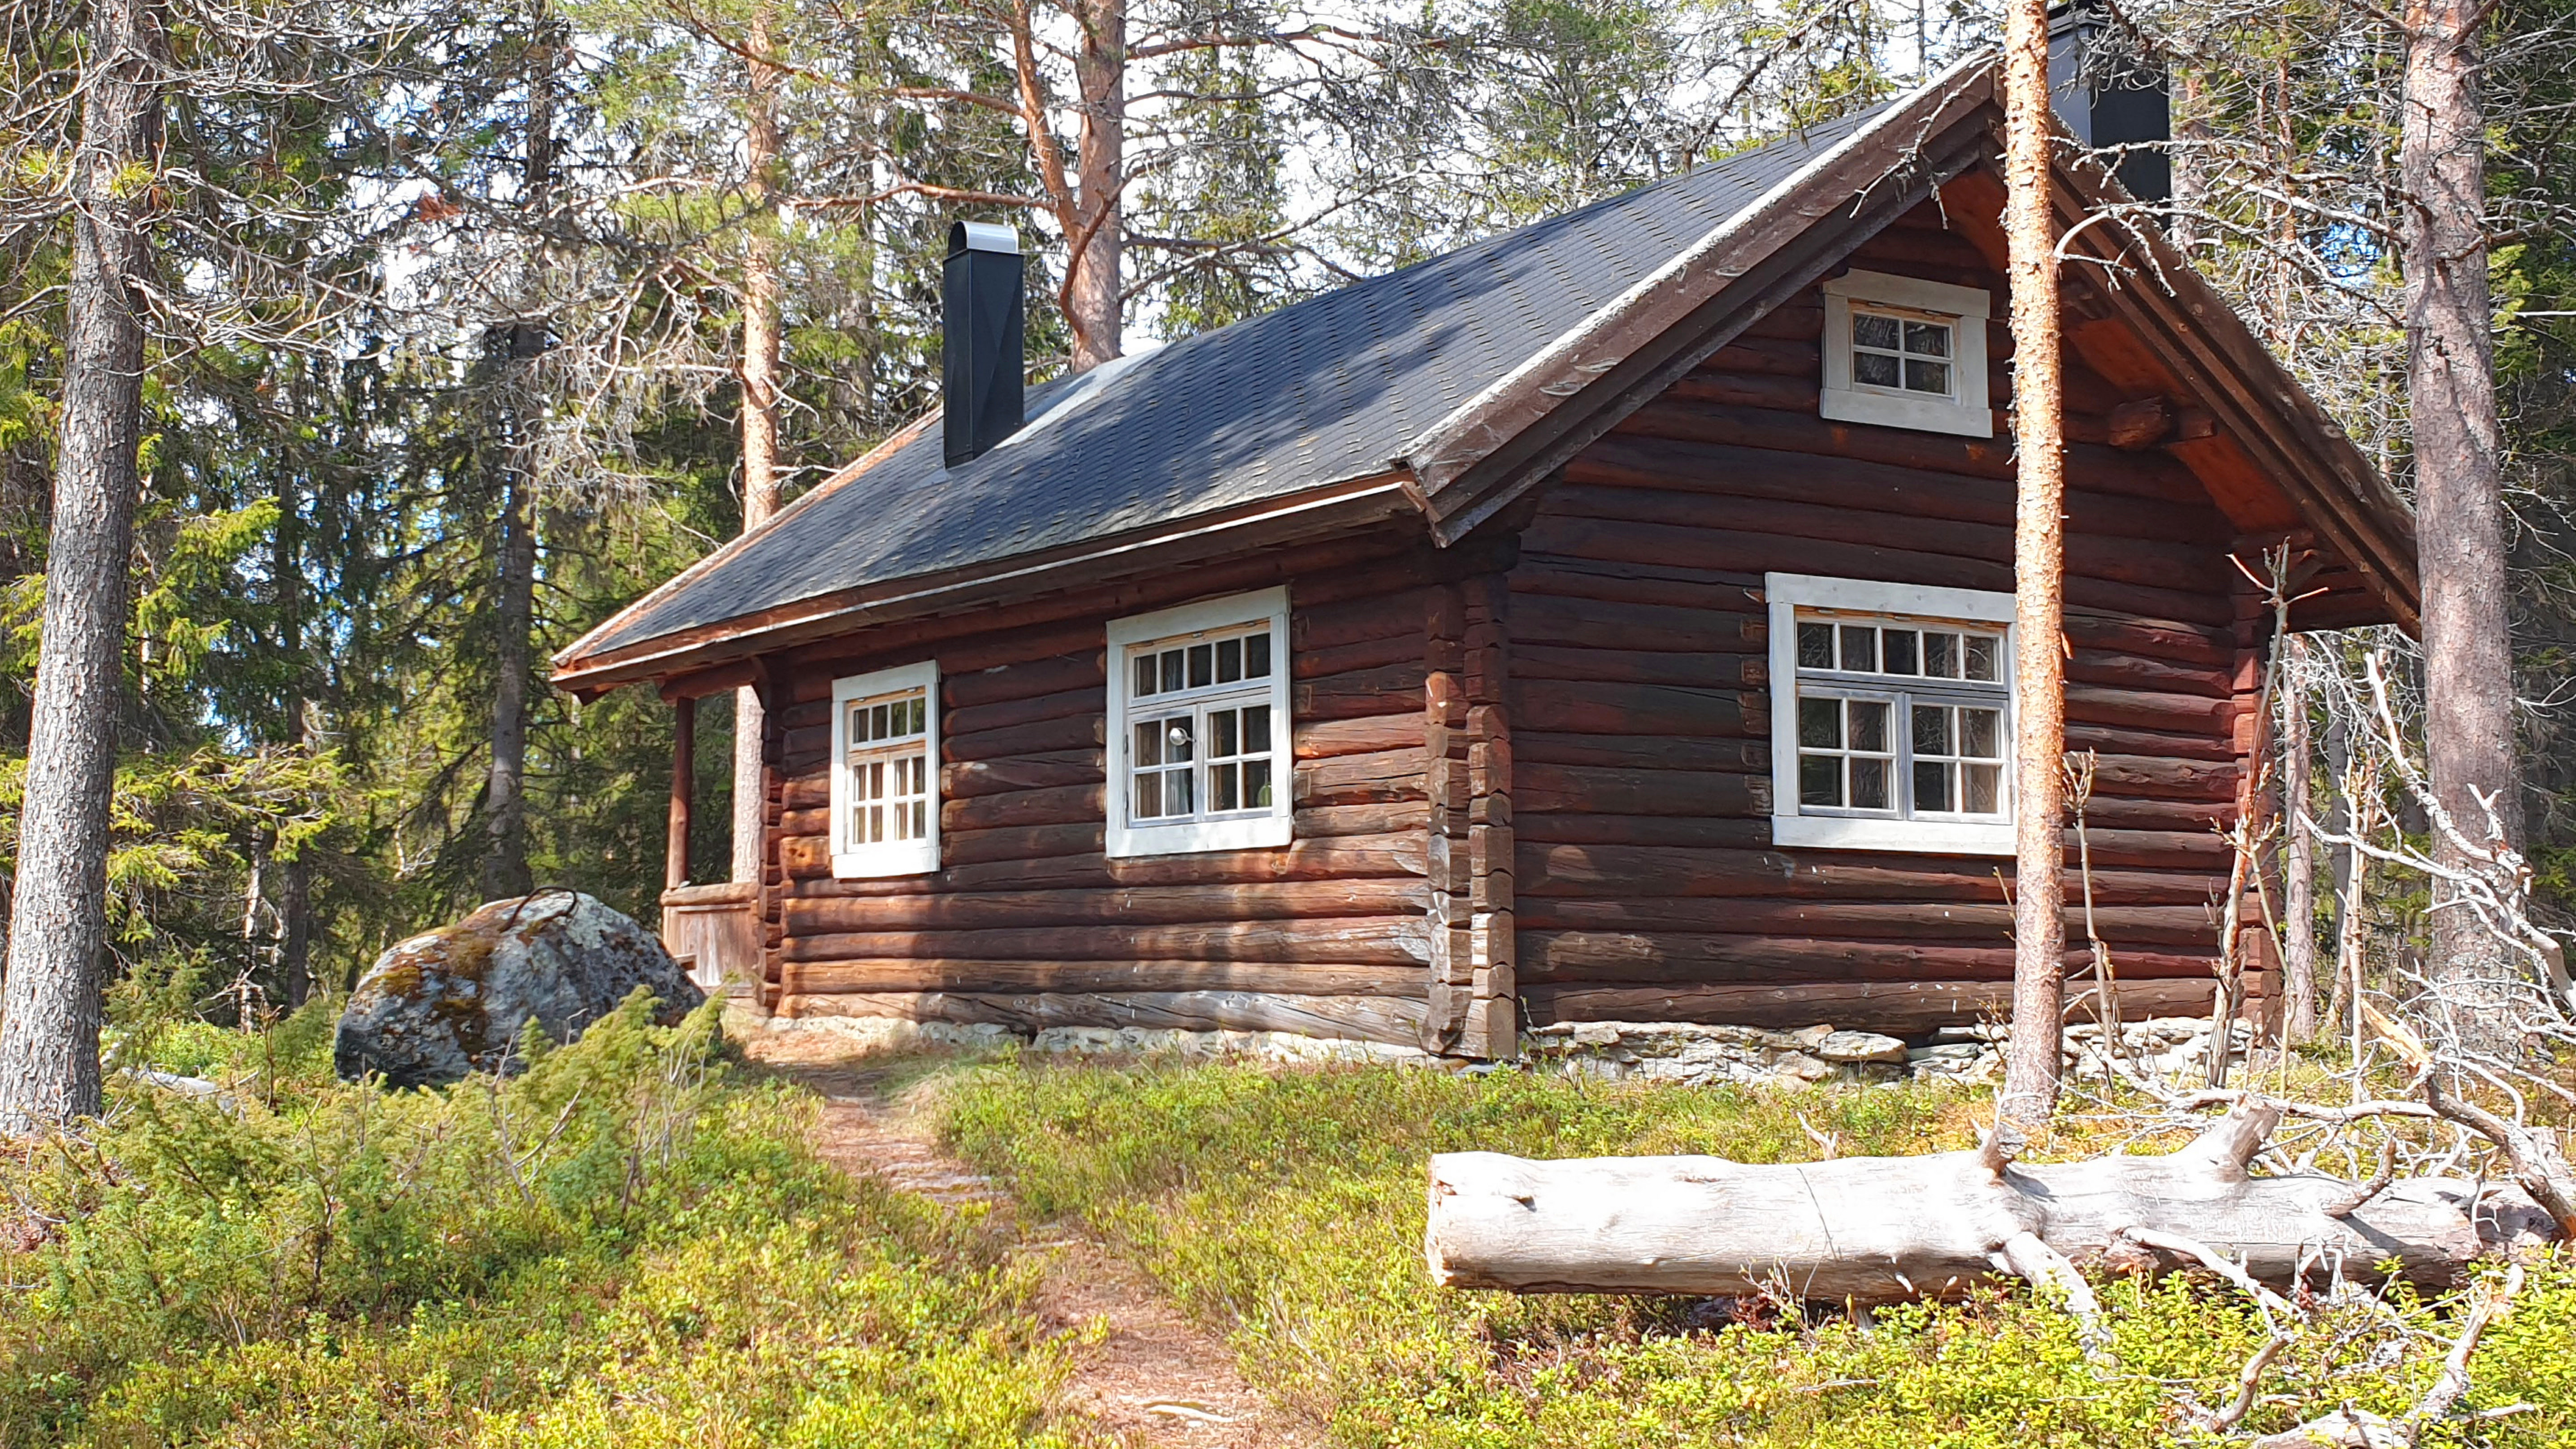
[1136, 771, 1162, 819]
[1905, 359, 1951, 395]
[1883, 629, 1918, 675]
[1964, 763, 2001, 814]
[1188, 644, 1213, 688]
[1136, 655, 1158, 698]
[1167, 770, 1194, 814]
[1925, 632, 1959, 677]
[1799, 753, 1842, 807]
[1165, 717, 1194, 761]
[1903, 320, 1951, 358]
[1839, 626, 1876, 672]
[1245, 632, 1272, 678]
[1212, 708, 1238, 757]
[908, 697, 928, 735]
[1244, 704, 1271, 753]
[1213, 762, 1240, 812]
[870, 703, 889, 740]
[1797, 622, 1833, 669]
[1134, 719, 1162, 767]
[1798, 696, 1841, 748]
[1852, 312, 1900, 350]
[1913, 703, 1950, 755]
[1246, 758, 1273, 807]
[1161, 650, 1184, 693]
[1915, 760, 1951, 812]
[1961, 707, 2001, 758]
[1848, 699, 1889, 753]
[1964, 635, 1998, 682]
[1853, 350, 1900, 388]
[1850, 757, 1890, 810]
[1217, 638, 1242, 683]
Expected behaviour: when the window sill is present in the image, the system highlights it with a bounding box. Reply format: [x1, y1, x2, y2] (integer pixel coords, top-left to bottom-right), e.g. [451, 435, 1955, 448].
[1821, 386, 1995, 439]
[1770, 813, 2013, 856]
[1108, 813, 1293, 859]
[832, 843, 940, 879]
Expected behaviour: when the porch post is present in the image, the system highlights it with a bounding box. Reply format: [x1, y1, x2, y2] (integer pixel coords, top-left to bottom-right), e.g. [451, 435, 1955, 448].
[667, 693, 695, 890]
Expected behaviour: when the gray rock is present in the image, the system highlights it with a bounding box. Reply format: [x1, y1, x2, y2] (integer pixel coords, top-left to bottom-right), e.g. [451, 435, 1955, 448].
[335, 891, 703, 1087]
[1813, 1029, 1909, 1064]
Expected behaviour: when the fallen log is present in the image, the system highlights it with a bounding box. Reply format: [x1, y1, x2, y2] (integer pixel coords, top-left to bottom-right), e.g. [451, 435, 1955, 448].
[1426, 1101, 2554, 1305]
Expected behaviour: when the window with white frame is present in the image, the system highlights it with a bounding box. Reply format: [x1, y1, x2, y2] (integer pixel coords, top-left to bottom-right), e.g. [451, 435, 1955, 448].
[830, 660, 940, 877]
[1765, 573, 2015, 854]
[1820, 269, 1994, 439]
[1106, 587, 1293, 857]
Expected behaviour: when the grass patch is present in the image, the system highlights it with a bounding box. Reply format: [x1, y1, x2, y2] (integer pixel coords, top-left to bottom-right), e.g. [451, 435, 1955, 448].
[938, 1054, 2576, 1447]
[0, 998, 1078, 1449]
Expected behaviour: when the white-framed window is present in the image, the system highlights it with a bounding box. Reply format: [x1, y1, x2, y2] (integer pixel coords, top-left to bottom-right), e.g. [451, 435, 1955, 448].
[1820, 269, 1994, 439]
[1105, 587, 1293, 858]
[829, 660, 940, 877]
[1765, 573, 2016, 855]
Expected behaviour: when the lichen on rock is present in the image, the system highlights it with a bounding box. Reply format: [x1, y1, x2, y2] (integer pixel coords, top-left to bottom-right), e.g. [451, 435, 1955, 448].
[334, 890, 703, 1087]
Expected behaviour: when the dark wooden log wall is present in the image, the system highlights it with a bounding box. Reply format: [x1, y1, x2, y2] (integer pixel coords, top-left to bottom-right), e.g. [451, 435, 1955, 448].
[756, 539, 1437, 1044]
[1508, 203, 2266, 1034]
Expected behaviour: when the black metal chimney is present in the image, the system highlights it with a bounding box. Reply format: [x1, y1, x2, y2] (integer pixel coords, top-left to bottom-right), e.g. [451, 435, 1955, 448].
[943, 221, 1025, 468]
[2048, 1, 2171, 205]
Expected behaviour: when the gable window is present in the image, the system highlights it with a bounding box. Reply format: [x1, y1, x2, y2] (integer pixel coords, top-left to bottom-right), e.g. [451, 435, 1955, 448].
[1765, 573, 2014, 855]
[1106, 587, 1293, 857]
[830, 660, 940, 877]
[1820, 269, 1993, 439]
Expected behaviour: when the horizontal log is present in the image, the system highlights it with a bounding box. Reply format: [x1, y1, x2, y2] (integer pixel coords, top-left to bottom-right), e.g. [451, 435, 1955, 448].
[1297, 662, 1428, 722]
[1519, 843, 2228, 902]
[1296, 586, 1438, 651]
[1514, 761, 1761, 818]
[1568, 434, 2227, 549]
[782, 876, 1432, 932]
[945, 712, 1103, 763]
[1513, 815, 1774, 850]
[1512, 593, 1760, 653]
[942, 683, 1098, 741]
[1518, 974, 2235, 1031]
[2065, 683, 2233, 735]
[1425, 1104, 2504, 1303]
[1516, 898, 2223, 945]
[1295, 713, 1424, 760]
[2079, 796, 2232, 834]
[1510, 555, 1767, 614]
[2077, 752, 2236, 802]
[1611, 396, 2215, 507]
[782, 838, 1432, 906]
[2064, 721, 2239, 764]
[1518, 930, 2219, 982]
[1296, 746, 1427, 805]
[942, 781, 1102, 833]
[1524, 515, 2238, 627]
[944, 750, 1105, 801]
[2060, 610, 2236, 667]
[1514, 679, 1750, 738]
[779, 988, 1427, 1047]
[1300, 801, 1429, 838]
[779, 915, 1430, 967]
[1696, 333, 1818, 377]
[1297, 630, 1425, 679]
[782, 959, 1423, 997]
[942, 651, 1104, 711]
[1513, 732, 1767, 773]
[1514, 644, 1760, 688]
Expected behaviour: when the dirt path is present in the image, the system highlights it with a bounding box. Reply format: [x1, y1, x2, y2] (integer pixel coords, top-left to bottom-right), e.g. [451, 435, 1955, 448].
[741, 1028, 1303, 1449]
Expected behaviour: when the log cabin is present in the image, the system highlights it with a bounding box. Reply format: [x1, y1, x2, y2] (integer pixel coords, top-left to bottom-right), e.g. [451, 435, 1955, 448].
[552, 51, 2416, 1060]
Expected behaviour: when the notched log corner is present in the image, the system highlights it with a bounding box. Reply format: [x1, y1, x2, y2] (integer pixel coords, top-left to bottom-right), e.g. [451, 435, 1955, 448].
[1424, 1101, 2559, 1306]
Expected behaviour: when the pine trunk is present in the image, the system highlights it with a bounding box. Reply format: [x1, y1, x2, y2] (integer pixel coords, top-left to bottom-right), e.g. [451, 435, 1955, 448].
[2402, 0, 2519, 1060]
[2281, 638, 2319, 1044]
[2000, 0, 2068, 1125]
[733, 4, 784, 886]
[0, 0, 160, 1133]
[1066, 0, 1124, 371]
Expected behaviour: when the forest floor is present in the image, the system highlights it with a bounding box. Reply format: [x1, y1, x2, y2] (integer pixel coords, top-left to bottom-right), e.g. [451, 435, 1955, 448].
[738, 1025, 1309, 1449]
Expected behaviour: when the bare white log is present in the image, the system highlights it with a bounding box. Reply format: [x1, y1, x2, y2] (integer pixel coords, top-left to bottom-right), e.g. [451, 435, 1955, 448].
[1426, 1103, 2548, 1305]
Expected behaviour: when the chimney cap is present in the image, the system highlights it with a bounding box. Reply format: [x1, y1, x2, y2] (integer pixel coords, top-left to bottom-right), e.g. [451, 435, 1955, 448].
[949, 220, 1020, 258]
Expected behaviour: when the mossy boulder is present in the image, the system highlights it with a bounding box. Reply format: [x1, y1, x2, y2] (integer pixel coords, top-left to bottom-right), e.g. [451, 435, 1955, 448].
[334, 891, 703, 1086]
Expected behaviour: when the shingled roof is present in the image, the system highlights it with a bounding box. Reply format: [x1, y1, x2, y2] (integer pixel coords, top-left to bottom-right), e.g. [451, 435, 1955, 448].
[561, 104, 1890, 671]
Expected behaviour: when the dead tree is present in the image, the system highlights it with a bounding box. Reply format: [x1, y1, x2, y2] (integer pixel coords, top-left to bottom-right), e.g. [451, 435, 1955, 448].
[0, 0, 163, 1134]
[2000, 0, 2068, 1125]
